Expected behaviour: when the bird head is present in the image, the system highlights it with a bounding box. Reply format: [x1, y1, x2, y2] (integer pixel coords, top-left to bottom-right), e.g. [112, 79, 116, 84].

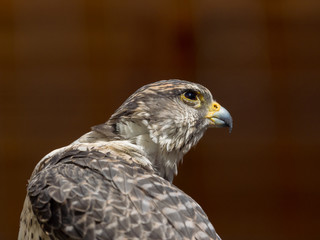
[99, 79, 232, 181]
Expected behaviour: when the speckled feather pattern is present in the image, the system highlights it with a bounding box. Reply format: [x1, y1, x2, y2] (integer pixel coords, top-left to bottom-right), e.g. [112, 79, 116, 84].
[19, 80, 227, 240]
[22, 147, 220, 240]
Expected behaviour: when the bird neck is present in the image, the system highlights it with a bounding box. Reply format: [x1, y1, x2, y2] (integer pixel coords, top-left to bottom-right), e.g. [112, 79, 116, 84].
[88, 119, 201, 182]
[87, 119, 182, 182]
[114, 120, 183, 182]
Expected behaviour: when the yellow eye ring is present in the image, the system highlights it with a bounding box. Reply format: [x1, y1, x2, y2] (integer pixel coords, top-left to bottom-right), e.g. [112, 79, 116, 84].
[183, 90, 198, 101]
[181, 90, 202, 107]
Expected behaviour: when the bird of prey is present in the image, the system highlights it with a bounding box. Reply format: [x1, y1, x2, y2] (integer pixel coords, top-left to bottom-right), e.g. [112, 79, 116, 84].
[19, 79, 232, 240]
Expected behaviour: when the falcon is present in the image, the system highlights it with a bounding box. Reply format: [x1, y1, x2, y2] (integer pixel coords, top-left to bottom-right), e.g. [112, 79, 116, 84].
[18, 79, 232, 240]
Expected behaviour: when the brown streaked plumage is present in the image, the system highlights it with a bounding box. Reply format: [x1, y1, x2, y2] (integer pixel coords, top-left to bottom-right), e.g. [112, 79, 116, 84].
[19, 79, 232, 240]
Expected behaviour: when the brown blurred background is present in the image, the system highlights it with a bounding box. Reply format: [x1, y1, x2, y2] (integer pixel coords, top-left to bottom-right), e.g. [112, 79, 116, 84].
[1, 0, 320, 239]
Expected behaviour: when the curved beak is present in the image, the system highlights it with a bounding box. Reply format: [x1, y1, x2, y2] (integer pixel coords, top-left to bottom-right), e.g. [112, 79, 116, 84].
[206, 102, 233, 133]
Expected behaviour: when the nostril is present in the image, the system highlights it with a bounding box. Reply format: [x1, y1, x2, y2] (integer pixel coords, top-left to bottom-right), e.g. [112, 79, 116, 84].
[213, 104, 220, 110]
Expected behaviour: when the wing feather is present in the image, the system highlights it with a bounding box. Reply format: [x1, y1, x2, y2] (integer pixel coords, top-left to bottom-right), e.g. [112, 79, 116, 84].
[28, 149, 219, 239]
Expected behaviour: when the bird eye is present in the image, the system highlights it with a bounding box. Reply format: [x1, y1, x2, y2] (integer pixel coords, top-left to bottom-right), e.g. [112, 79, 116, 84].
[183, 90, 198, 101]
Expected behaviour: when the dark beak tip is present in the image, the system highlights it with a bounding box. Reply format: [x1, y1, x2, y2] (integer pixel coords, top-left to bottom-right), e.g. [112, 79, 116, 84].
[226, 119, 233, 134]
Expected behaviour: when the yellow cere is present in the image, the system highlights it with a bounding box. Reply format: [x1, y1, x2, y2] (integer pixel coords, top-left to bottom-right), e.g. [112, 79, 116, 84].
[206, 102, 221, 118]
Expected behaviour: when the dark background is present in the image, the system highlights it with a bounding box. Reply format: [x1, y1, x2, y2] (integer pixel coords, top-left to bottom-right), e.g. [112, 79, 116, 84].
[1, 0, 319, 239]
